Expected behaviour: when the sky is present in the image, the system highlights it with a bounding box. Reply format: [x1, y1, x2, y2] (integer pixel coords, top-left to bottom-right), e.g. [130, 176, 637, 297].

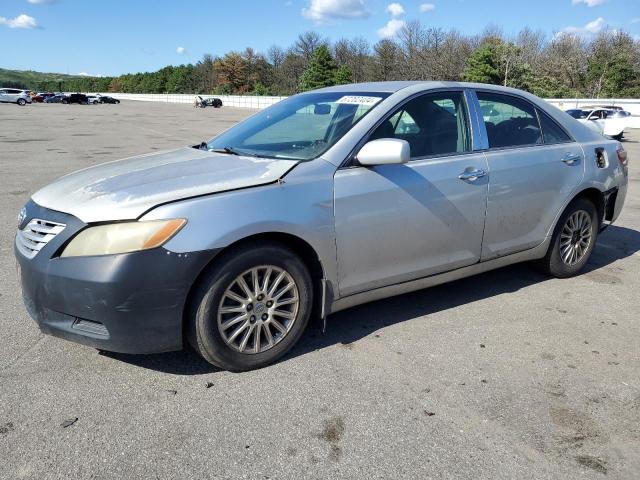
[0, 0, 639, 77]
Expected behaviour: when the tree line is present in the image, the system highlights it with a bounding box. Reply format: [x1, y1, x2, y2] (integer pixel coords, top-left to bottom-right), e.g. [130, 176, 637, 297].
[21, 22, 640, 98]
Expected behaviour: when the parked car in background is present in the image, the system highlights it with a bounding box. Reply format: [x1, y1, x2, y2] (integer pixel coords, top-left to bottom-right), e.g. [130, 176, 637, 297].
[99, 95, 120, 104]
[65, 93, 88, 105]
[0, 88, 32, 106]
[86, 95, 100, 104]
[32, 92, 55, 103]
[44, 94, 68, 104]
[565, 109, 587, 119]
[195, 95, 223, 108]
[15, 82, 628, 371]
[567, 108, 628, 140]
[582, 105, 624, 112]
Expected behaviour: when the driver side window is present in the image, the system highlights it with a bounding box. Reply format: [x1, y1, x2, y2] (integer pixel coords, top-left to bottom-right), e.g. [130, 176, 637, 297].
[370, 91, 471, 159]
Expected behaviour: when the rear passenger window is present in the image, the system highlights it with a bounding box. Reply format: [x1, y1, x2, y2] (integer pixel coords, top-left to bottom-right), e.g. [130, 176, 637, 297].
[537, 109, 572, 144]
[370, 91, 471, 158]
[477, 92, 542, 148]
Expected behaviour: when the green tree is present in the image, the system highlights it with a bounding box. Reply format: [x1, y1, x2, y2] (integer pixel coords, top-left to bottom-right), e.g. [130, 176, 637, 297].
[334, 65, 353, 85]
[252, 82, 269, 95]
[463, 44, 501, 84]
[299, 45, 338, 91]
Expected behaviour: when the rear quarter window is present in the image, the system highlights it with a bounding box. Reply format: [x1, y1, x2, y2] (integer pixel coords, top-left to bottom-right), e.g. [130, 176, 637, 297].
[537, 109, 573, 144]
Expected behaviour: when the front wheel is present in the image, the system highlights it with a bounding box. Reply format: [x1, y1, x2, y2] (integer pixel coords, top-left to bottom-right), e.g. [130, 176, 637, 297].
[17, 98, 26, 106]
[188, 242, 313, 371]
[540, 198, 598, 278]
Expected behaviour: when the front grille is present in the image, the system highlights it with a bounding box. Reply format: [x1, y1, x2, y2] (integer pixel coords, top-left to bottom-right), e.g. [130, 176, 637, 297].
[16, 218, 66, 259]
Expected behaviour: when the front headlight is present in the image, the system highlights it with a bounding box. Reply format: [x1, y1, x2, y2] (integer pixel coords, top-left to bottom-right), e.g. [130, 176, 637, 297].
[60, 219, 186, 258]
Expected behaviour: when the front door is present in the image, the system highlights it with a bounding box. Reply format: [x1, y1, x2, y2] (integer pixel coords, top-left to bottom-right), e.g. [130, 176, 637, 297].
[334, 90, 489, 297]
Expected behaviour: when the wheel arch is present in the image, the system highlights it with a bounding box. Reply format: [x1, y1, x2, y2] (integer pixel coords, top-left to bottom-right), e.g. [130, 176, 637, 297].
[181, 231, 326, 339]
[572, 187, 605, 227]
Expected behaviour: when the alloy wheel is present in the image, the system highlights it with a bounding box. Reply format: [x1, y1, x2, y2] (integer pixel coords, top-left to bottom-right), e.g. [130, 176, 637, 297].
[217, 265, 300, 354]
[559, 210, 593, 266]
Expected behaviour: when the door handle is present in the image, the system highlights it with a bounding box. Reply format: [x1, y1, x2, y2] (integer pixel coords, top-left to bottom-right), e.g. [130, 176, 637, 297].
[458, 169, 487, 182]
[562, 153, 581, 165]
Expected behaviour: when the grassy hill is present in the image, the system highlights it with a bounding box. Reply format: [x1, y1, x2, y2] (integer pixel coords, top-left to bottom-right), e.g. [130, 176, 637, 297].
[0, 68, 112, 91]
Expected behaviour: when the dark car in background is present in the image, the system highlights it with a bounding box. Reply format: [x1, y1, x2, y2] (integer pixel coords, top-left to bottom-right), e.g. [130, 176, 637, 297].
[65, 93, 88, 105]
[44, 94, 68, 103]
[99, 96, 120, 104]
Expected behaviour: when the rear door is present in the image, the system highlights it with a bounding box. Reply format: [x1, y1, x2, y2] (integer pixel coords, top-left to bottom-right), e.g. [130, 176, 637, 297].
[475, 90, 584, 260]
[334, 90, 488, 296]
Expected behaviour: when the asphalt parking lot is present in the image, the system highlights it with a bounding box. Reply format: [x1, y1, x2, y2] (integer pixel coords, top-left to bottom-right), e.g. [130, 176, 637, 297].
[1, 101, 639, 479]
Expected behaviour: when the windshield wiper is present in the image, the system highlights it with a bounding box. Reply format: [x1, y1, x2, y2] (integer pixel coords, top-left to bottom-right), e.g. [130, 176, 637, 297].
[210, 146, 258, 157]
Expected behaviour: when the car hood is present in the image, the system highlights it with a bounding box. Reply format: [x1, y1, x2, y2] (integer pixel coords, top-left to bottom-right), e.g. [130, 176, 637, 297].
[32, 147, 298, 223]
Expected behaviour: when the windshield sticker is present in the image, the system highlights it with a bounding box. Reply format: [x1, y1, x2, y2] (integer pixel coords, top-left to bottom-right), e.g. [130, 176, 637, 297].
[335, 96, 383, 106]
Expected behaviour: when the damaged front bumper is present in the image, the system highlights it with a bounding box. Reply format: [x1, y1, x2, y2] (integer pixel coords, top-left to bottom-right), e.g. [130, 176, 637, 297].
[15, 200, 217, 354]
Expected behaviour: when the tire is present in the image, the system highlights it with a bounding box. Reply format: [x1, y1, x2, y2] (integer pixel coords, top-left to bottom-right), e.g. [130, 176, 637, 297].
[188, 241, 313, 371]
[540, 197, 598, 278]
[17, 98, 26, 106]
[62, 99, 68, 104]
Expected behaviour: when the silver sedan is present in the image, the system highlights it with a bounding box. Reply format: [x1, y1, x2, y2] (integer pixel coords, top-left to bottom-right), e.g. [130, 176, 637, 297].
[15, 82, 628, 370]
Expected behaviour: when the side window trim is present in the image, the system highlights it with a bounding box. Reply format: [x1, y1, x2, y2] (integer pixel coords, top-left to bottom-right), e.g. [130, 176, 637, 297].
[342, 88, 473, 168]
[465, 89, 489, 151]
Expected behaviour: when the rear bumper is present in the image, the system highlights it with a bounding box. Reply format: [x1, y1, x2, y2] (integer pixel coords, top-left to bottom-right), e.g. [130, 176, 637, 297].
[15, 200, 217, 354]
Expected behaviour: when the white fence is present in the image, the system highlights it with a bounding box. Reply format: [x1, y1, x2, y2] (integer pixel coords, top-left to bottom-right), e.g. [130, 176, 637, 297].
[101, 92, 287, 109]
[96, 92, 640, 128]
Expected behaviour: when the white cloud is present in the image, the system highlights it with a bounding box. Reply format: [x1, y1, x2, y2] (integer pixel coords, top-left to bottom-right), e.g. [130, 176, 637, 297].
[302, 0, 369, 24]
[584, 17, 605, 32]
[176, 46, 186, 54]
[632, 17, 640, 24]
[559, 17, 606, 36]
[77, 72, 103, 77]
[0, 14, 39, 29]
[386, 3, 404, 17]
[377, 18, 406, 38]
[571, 0, 607, 6]
[419, 3, 435, 12]
[27, 0, 57, 4]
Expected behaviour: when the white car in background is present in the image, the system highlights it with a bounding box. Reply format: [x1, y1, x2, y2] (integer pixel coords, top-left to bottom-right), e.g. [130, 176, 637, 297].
[566, 108, 628, 140]
[0, 88, 32, 106]
[86, 95, 101, 105]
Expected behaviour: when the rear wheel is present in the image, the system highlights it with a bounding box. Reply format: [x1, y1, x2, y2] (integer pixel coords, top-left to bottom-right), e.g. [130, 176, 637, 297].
[17, 98, 26, 106]
[188, 242, 313, 371]
[540, 198, 598, 278]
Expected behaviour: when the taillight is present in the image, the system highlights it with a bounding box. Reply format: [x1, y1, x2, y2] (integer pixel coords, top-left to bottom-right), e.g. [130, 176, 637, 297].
[616, 144, 628, 167]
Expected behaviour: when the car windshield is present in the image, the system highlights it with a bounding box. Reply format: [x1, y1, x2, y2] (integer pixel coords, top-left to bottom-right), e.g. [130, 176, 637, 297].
[567, 110, 586, 119]
[207, 91, 390, 161]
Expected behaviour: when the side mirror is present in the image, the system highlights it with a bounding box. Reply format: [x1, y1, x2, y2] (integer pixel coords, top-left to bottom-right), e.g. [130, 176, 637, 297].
[356, 139, 410, 166]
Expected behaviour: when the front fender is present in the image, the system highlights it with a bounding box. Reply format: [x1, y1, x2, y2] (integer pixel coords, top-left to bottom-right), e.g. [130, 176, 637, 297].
[140, 159, 340, 295]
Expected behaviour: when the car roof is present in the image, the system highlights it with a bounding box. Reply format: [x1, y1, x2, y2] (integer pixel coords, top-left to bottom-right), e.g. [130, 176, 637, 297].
[312, 81, 532, 95]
